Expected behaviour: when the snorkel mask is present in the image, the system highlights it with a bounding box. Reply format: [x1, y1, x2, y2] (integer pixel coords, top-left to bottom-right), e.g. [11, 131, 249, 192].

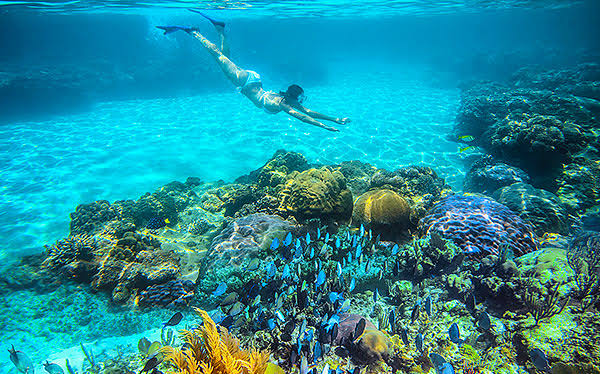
[297, 93, 306, 104]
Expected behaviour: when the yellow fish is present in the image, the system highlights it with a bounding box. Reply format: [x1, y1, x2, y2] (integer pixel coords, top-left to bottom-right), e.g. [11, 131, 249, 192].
[458, 135, 475, 142]
[459, 146, 475, 153]
[265, 363, 285, 374]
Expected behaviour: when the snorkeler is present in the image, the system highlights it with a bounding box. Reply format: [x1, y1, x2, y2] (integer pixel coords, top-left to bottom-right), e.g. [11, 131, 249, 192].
[157, 10, 351, 132]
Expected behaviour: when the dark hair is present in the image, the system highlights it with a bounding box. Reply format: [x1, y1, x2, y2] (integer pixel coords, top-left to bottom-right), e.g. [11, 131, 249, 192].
[280, 84, 304, 103]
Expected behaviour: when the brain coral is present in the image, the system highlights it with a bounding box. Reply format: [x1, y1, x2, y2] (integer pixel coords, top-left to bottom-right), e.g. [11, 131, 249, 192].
[353, 189, 411, 227]
[419, 195, 538, 257]
[278, 167, 353, 221]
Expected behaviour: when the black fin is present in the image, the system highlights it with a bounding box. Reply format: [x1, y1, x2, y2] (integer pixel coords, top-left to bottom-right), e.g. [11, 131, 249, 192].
[188, 9, 225, 28]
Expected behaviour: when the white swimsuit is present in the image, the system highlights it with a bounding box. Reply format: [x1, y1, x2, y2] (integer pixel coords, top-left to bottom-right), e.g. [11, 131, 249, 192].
[239, 70, 281, 114]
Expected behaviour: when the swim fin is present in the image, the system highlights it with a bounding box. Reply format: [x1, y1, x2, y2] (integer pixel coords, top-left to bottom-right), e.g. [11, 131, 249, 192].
[156, 25, 197, 35]
[188, 9, 226, 28]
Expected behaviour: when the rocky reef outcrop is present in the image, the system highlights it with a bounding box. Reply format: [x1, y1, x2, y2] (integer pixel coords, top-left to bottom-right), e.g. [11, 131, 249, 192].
[493, 182, 572, 235]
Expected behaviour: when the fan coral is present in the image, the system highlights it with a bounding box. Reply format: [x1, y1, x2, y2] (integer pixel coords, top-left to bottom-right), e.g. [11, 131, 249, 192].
[162, 307, 269, 374]
[419, 195, 538, 257]
[566, 230, 600, 309]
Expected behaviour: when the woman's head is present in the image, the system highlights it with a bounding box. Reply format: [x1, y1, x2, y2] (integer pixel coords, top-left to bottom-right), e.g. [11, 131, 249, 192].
[281, 84, 305, 104]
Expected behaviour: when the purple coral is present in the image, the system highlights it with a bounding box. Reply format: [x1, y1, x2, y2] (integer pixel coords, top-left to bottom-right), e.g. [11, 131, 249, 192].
[419, 195, 537, 257]
[208, 213, 294, 267]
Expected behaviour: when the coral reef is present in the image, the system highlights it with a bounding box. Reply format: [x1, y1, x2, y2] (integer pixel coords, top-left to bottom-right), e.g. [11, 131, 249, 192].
[334, 160, 379, 197]
[44, 230, 180, 303]
[162, 307, 270, 374]
[43, 234, 100, 280]
[392, 232, 464, 280]
[555, 158, 600, 211]
[454, 78, 598, 139]
[463, 155, 530, 195]
[566, 231, 600, 311]
[69, 200, 119, 236]
[278, 167, 353, 221]
[493, 182, 572, 236]
[370, 166, 448, 200]
[419, 194, 538, 257]
[483, 114, 594, 173]
[236, 150, 309, 188]
[138, 280, 195, 308]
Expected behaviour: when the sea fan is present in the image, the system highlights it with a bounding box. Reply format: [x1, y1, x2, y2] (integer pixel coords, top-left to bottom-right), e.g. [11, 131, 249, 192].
[162, 308, 269, 374]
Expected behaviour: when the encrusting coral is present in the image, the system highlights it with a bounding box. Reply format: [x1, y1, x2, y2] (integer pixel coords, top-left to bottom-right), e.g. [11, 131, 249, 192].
[162, 308, 270, 374]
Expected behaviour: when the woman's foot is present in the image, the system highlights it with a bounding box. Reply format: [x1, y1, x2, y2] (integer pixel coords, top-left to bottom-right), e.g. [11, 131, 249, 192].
[188, 9, 225, 29]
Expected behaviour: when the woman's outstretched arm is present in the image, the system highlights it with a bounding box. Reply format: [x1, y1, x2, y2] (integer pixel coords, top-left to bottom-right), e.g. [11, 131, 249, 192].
[293, 103, 351, 124]
[281, 104, 340, 132]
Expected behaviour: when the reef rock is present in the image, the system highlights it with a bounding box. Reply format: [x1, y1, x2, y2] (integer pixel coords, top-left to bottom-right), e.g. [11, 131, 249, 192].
[395, 232, 464, 280]
[370, 166, 448, 199]
[483, 114, 594, 173]
[555, 158, 600, 212]
[334, 160, 379, 197]
[235, 150, 309, 188]
[510, 63, 600, 101]
[69, 200, 119, 236]
[419, 194, 538, 257]
[494, 183, 572, 236]
[455, 81, 598, 139]
[44, 230, 180, 303]
[70, 179, 200, 236]
[463, 156, 530, 195]
[278, 167, 353, 221]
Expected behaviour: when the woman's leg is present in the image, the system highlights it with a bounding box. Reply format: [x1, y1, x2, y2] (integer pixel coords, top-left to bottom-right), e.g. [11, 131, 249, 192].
[188, 30, 246, 86]
[214, 24, 230, 58]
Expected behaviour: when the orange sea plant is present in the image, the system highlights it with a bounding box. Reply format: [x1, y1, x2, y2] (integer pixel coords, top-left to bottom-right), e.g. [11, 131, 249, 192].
[161, 307, 269, 374]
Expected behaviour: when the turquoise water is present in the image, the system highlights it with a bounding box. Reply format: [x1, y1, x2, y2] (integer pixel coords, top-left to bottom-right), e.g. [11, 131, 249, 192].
[0, 64, 463, 264]
[1, 1, 598, 373]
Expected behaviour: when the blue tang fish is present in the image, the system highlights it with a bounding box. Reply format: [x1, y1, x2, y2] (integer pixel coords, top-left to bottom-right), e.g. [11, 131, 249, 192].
[349, 277, 356, 292]
[284, 232, 292, 246]
[416, 333, 424, 353]
[316, 270, 326, 289]
[212, 282, 227, 296]
[282, 264, 290, 279]
[437, 363, 455, 374]
[448, 323, 463, 344]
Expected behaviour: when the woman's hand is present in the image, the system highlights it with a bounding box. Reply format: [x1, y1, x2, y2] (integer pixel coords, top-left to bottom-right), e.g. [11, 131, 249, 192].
[336, 117, 351, 125]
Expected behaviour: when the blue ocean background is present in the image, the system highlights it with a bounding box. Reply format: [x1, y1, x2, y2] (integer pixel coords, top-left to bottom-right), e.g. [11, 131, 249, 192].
[0, 0, 598, 371]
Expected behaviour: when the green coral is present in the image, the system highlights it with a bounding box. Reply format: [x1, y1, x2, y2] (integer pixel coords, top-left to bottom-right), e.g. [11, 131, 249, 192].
[278, 167, 353, 221]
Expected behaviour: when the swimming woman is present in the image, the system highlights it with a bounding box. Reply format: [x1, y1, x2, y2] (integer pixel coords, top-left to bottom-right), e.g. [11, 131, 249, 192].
[157, 10, 351, 132]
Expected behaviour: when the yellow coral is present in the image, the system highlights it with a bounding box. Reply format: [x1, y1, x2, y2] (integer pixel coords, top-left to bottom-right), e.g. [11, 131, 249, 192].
[162, 308, 269, 374]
